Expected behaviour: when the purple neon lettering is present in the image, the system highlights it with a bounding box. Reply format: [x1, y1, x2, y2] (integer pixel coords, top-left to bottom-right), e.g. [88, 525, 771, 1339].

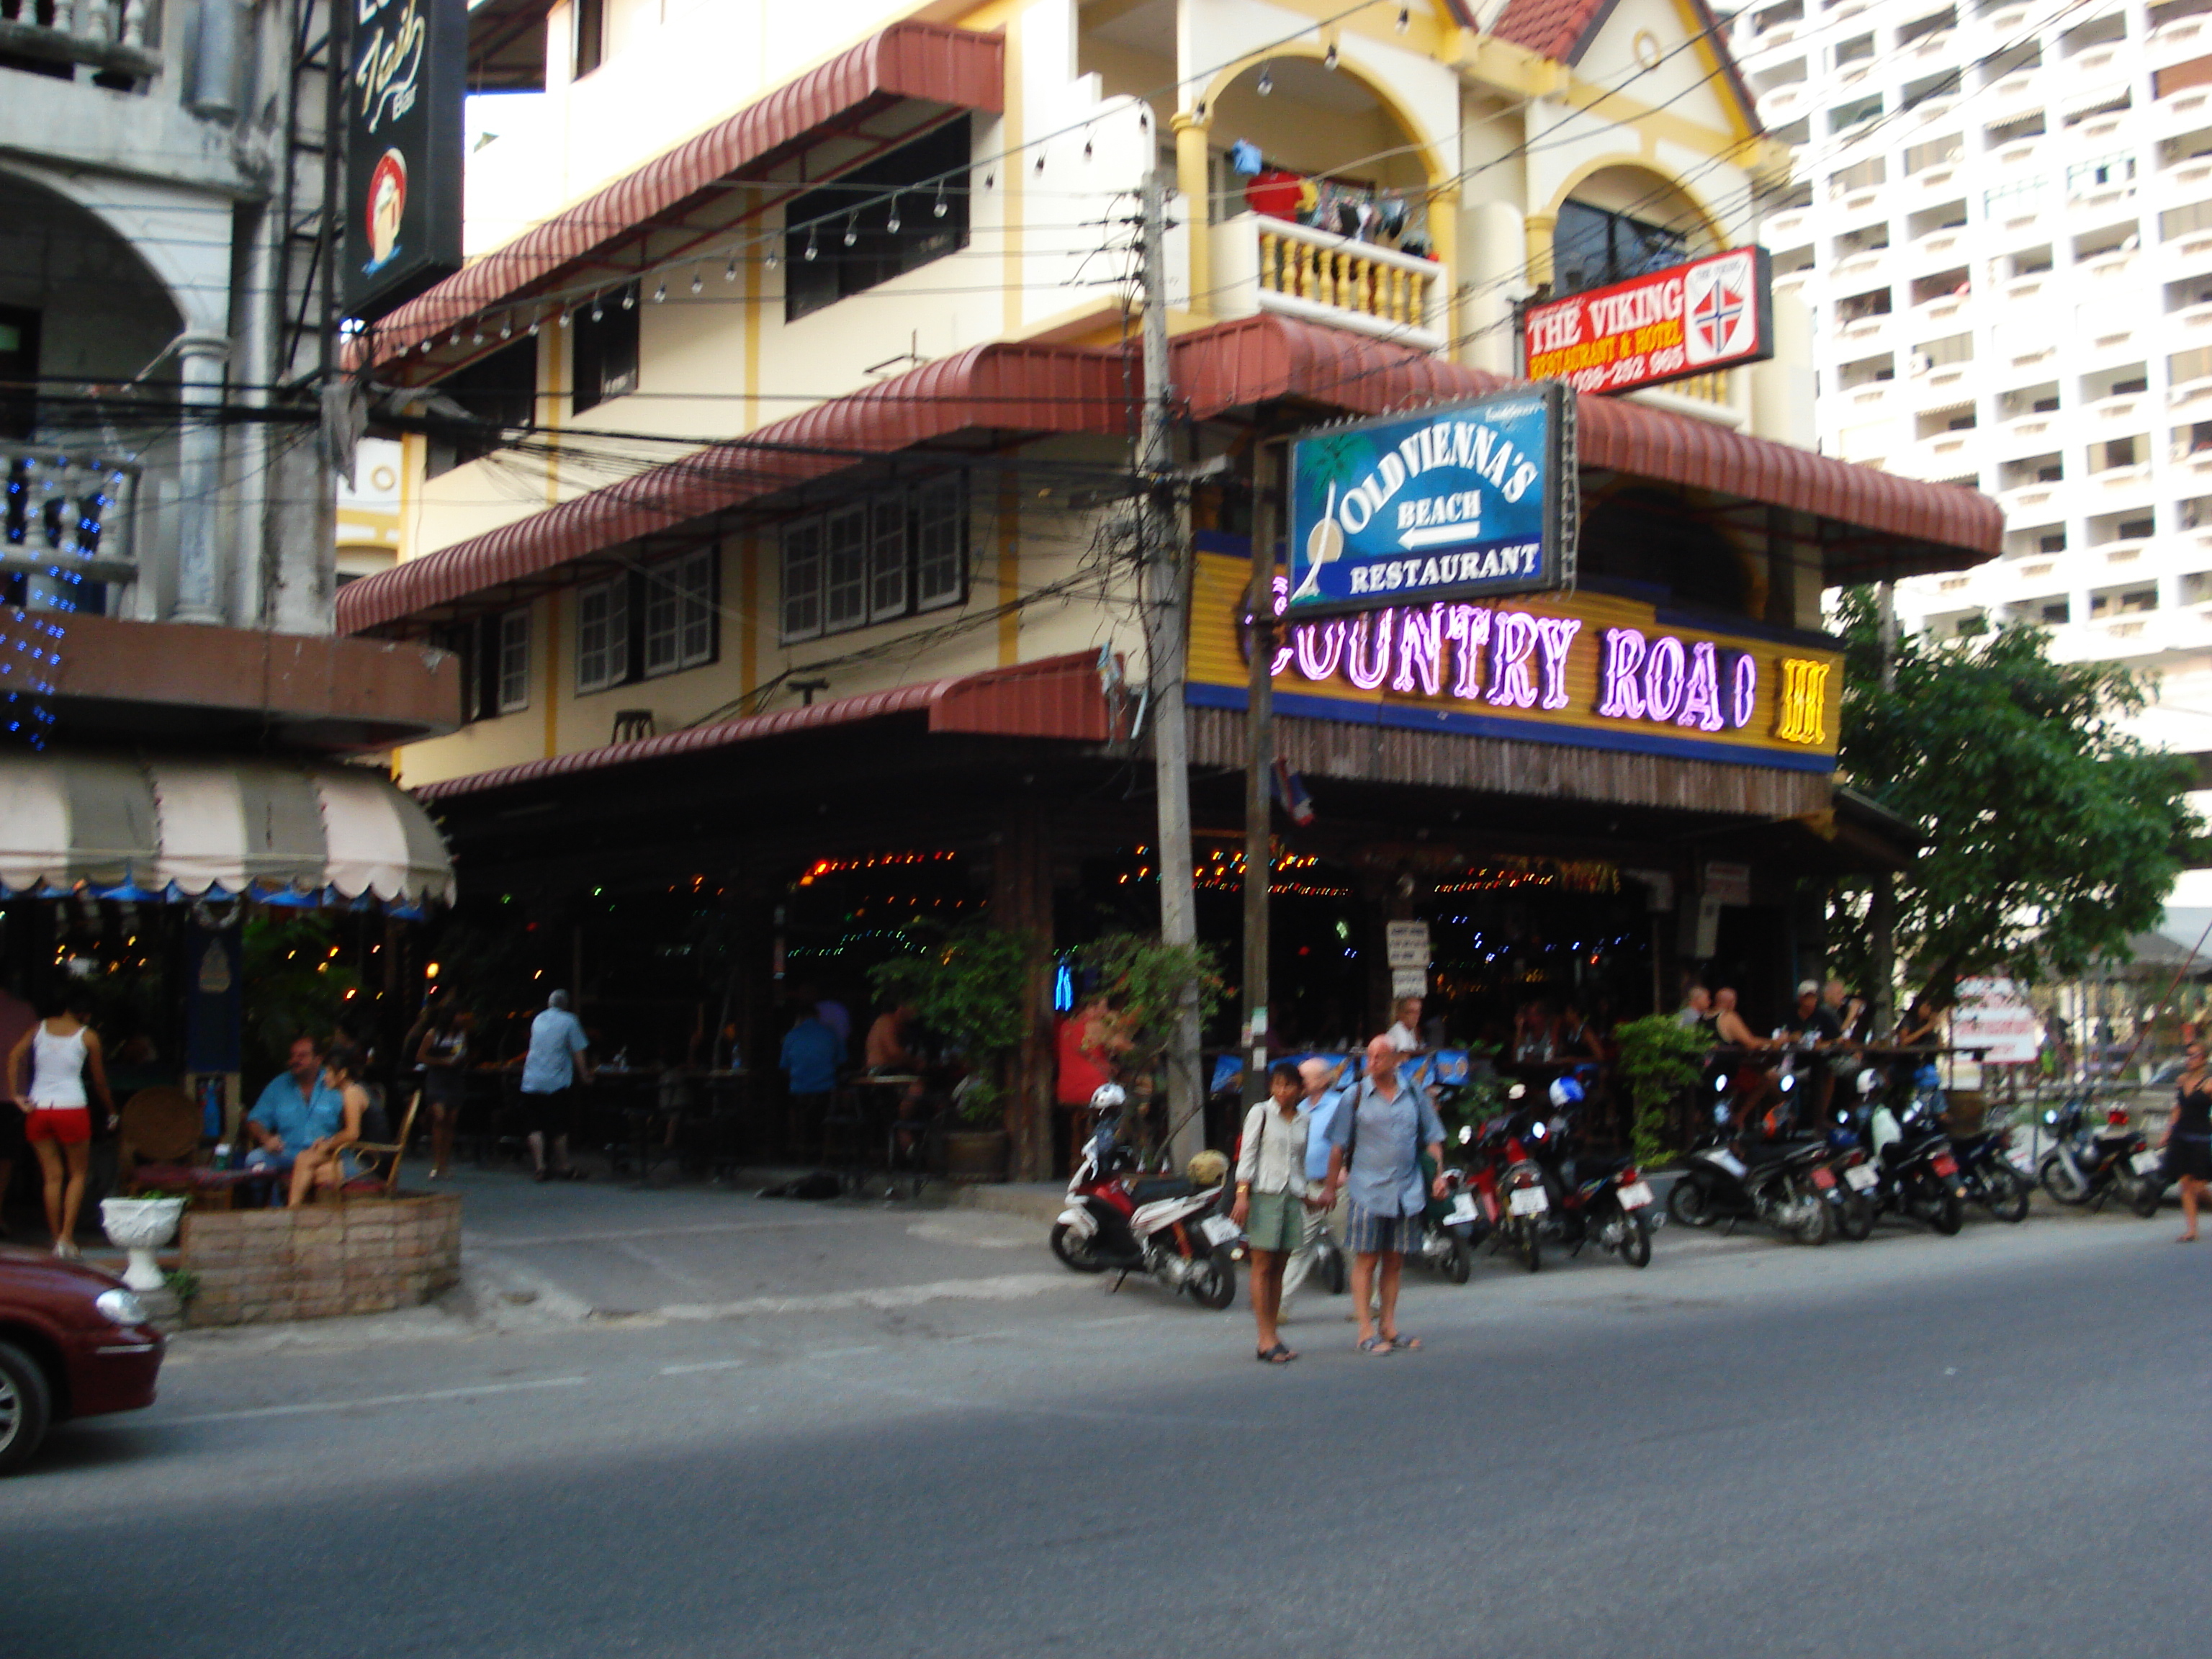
[1268, 575, 1294, 675]
[1533, 617, 1581, 711]
[1676, 640, 1724, 732]
[1392, 604, 1447, 696]
[1293, 617, 1345, 681]
[1344, 609, 1394, 690]
[1727, 650, 1756, 729]
[1598, 628, 1647, 719]
[1642, 634, 1686, 722]
[1486, 611, 1538, 709]
[1446, 605, 1488, 699]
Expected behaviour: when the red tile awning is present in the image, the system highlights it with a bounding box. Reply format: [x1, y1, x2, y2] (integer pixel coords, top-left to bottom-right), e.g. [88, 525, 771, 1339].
[366, 21, 1002, 367]
[337, 338, 1128, 634]
[412, 651, 1112, 801]
[341, 313, 2000, 637]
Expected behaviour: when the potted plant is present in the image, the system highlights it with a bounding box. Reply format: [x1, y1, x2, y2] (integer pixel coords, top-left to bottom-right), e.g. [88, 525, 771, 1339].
[1611, 1015, 1712, 1166]
[100, 1192, 189, 1292]
[870, 920, 1039, 1182]
[1070, 932, 1226, 1160]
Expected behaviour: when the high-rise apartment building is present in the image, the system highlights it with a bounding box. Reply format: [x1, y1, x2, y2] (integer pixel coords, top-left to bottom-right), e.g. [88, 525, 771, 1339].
[1733, 0, 2212, 847]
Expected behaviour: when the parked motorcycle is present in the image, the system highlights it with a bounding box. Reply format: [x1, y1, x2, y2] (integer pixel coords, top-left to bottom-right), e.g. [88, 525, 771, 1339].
[1951, 1116, 2033, 1223]
[1049, 1088, 1238, 1308]
[1665, 1107, 1834, 1245]
[2036, 1095, 2164, 1218]
[1527, 1074, 1660, 1267]
[1863, 1077, 1966, 1235]
[1409, 1167, 1482, 1284]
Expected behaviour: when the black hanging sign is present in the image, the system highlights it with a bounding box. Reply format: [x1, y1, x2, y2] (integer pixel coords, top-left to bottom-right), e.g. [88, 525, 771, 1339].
[341, 0, 467, 321]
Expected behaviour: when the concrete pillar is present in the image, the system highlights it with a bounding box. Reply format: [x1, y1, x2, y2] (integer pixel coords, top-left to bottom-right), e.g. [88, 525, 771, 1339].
[1460, 199, 1527, 377]
[1523, 211, 1557, 291]
[1174, 112, 1212, 318]
[170, 331, 230, 624]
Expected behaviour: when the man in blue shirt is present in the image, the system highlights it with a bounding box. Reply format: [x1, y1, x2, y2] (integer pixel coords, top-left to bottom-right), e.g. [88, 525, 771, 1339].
[243, 1035, 344, 1177]
[780, 1005, 845, 1152]
[521, 990, 593, 1182]
[1326, 1034, 1447, 1355]
[1279, 1056, 1353, 1303]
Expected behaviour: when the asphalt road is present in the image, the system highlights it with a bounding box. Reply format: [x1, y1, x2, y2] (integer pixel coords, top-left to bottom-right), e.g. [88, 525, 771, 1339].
[4, 1204, 2203, 1659]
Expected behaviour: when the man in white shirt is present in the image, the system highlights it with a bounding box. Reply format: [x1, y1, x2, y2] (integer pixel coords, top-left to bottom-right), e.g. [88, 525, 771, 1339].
[521, 990, 594, 1182]
[1230, 1061, 1310, 1364]
[1385, 996, 1424, 1053]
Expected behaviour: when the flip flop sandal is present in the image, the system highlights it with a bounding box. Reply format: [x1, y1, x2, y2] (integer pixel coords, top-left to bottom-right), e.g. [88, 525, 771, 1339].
[1383, 1334, 1422, 1352]
[1357, 1335, 1393, 1356]
[1256, 1343, 1296, 1364]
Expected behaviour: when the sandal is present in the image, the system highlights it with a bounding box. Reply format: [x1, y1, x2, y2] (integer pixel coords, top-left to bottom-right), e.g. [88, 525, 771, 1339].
[559, 1167, 588, 1182]
[534, 1168, 552, 1184]
[1357, 1334, 1393, 1356]
[1382, 1333, 1421, 1351]
[1255, 1343, 1297, 1364]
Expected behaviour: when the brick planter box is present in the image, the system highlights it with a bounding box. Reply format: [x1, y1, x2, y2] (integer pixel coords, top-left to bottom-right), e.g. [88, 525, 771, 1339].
[179, 1192, 462, 1327]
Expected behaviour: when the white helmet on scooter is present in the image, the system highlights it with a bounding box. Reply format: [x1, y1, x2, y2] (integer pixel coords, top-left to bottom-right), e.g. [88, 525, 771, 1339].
[1856, 1069, 1883, 1097]
[1089, 1082, 1128, 1112]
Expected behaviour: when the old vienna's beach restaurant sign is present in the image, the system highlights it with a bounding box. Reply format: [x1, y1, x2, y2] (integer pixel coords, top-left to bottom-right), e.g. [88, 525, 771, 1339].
[1188, 553, 1841, 774]
[1523, 248, 1775, 397]
[1285, 387, 1575, 618]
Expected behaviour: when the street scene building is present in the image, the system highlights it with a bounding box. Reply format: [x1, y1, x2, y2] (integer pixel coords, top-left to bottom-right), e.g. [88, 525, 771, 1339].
[1732, 0, 2212, 850]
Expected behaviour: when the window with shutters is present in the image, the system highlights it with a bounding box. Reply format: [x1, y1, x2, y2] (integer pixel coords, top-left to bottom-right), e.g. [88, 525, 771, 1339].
[577, 577, 630, 694]
[494, 608, 531, 714]
[781, 477, 968, 642]
[642, 547, 717, 678]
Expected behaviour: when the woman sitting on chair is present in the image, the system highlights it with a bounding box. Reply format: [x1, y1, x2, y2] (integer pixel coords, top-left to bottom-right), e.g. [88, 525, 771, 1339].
[289, 1045, 369, 1208]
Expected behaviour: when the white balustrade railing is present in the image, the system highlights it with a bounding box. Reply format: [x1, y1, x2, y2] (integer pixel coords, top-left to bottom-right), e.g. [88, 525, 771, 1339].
[2, 442, 140, 609]
[0, 0, 161, 79]
[1213, 214, 1446, 351]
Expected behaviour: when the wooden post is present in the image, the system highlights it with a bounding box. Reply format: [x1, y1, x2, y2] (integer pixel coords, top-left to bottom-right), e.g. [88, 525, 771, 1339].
[992, 798, 1055, 1182]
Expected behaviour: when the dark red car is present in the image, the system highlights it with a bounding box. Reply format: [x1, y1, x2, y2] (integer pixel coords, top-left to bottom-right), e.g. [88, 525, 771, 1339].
[0, 1245, 166, 1473]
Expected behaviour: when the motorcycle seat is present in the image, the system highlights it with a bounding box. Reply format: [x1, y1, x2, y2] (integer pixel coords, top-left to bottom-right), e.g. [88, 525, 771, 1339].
[1127, 1176, 1197, 1203]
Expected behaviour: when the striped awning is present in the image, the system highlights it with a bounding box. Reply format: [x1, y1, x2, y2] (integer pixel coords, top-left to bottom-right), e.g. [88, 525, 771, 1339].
[0, 752, 455, 909]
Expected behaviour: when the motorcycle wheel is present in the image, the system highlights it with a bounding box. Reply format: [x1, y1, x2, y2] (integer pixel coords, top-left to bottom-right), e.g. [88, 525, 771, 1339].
[1443, 1237, 1475, 1285]
[1794, 1190, 1832, 1246]
[1836, 1192, 1875, 1243]
[1517, 1222, 1542, 1273]
[1667, 1177, 1716, 1230]
[2131, 1177, 2167, 1220]
[1986, 1168, 2031, 1224]
[2038, 1155, 2091, 1207]
[1049, 1222, 1109, 1274]
[1618, 1213, 1651, 1269]
[1187, 1249, 1236, 1310]
[1929, 1189, 1964, 1236]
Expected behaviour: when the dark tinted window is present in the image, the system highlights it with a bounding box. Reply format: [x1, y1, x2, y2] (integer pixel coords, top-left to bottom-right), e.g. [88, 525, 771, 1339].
[1552, 199, 1689, 297]
[784, 119, 971, 322]
[573, 282, 639, 414]
[426, 338, 537, 478]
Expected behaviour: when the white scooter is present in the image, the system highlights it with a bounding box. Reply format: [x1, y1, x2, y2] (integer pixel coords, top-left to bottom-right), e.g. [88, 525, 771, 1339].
[1048, 1087, 1239, 1310]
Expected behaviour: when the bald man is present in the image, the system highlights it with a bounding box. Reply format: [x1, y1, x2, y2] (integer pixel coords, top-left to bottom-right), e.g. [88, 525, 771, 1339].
[1325, 1035, 1447, 1356]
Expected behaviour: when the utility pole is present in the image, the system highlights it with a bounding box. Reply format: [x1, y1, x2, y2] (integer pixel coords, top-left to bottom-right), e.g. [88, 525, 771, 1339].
[1139, 168, 1205, 1163]
[1241, 438, 1278, 1110]
[1867, 579, 1899, 1038]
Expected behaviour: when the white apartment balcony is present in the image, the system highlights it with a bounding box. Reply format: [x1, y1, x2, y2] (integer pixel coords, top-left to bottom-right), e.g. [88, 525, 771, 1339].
[1840, 379, 1897, 413]
[2071, 44, 2126, 78]
[2155, 86, 2212, 134]
[2094, 534, 2154, 568]
[1918, 359, 1976, 397]
[2149, 12, 2212, 67]
[1837, 312, 1898, 348]
[1910, 292, 1972, 329]
[2172, 373, 2212, 414]
[0, 0, 161, 84]
[1999, 410, 2061, 446]
[1985, 68, 2043, 117]
[1911, 428, 1986, 475]
[1907, 93, 1961, 127]
[2085, 391, 2149, 427]
[2075, 247, 2141, 284]
[2000, 480, 2067, 516]
[1979, 4, 2031, 36]
[1758, 83, 1811, 122]
[2001, 272, 2053, 302]
[0, 442, 141, 597]
[2160, 230, 2212, 280]
[1212, 215, 1446, 353]
[1831, 246, 1892, 282]
[2169, 445, 2212, 485]
[2087, 459, 2155, 496]
[2157, 157, 2212, 201]
[2067, 183, 2141, 227]
[1763, 207, 1813, 245]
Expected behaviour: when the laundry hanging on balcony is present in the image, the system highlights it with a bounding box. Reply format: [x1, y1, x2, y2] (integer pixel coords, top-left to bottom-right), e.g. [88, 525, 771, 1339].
[0, 751, 456, 912]
[1232, 154, 1433, 260]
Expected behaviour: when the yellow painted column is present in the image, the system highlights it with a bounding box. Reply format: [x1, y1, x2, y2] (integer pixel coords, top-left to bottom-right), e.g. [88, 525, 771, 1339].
[1174, 111, 1212, 316]
[997, 480, 1020, 665]
[541, 592, 560, 757]
[739, 534, 759, 709]
[1523, 212, 1557, 291]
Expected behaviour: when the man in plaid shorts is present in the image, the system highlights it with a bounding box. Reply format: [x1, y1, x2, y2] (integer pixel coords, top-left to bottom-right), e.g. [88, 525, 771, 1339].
[1325, 1033, 1446, 1356]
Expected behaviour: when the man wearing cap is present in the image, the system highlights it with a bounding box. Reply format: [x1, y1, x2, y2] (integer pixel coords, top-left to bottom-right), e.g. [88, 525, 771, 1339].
[1781, 979, 1844, 1133]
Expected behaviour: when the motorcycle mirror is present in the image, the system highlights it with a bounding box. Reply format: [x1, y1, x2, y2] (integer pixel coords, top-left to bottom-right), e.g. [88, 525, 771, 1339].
[1457, 1125, 1473, 1144]
[1508, 1082, 1527, 1100]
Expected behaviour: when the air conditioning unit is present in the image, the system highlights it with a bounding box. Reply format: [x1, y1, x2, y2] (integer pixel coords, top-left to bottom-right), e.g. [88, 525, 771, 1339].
[1909, 352, 1933, 375]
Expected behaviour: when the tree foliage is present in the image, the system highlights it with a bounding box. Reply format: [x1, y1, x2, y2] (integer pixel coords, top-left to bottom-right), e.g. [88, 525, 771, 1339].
[868, 920, 1039, 1122]
[1611, 1015, 1709, 1165]
[1833, 588, 2200, 1001]
[1069, 932, 1226, 1084]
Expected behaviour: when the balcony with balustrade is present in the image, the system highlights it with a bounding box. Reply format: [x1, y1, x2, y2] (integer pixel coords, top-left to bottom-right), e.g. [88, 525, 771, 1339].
[1213, 215, 1446, 351]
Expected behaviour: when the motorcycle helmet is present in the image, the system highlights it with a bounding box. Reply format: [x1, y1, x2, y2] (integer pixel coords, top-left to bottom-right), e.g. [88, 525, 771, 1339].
[1187, 1149, 1230, 1187]
[1856, 1069, 1884, 1097]
[1089, 1082, 1127, 1112]
[1548, 1075, 1585, 1109]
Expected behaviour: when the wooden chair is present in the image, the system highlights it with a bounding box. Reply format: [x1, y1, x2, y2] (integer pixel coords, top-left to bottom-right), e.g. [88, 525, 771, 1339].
[338, 1089, 421, 1200]
[116, 1087, 204, 1180]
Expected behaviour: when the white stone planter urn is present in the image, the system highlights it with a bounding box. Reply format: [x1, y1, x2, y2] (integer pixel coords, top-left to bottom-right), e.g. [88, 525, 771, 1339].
[100, 1197, 186, 1292]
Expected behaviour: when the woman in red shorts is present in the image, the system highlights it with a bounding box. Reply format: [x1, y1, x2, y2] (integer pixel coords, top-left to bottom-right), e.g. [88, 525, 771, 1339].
[6, 994, 115, 1257]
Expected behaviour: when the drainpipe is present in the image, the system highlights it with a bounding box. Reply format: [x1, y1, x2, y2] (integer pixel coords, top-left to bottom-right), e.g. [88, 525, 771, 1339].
[189, 0, 243, 120]
[170, 331, 231, 624]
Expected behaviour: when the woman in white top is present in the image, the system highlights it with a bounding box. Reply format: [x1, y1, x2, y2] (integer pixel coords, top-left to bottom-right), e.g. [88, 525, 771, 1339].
[5, 993, 115, 1258]
[1231, 1060, 1316, 1365]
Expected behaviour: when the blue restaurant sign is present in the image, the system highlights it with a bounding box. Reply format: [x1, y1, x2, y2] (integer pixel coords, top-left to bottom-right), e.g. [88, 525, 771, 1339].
[1285, 385, 1575, 619]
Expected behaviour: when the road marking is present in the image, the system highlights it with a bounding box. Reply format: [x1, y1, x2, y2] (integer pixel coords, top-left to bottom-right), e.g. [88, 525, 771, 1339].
[1071, 1313, 1152, 1328]
[467, 1215, 855, 1250]
[943, 1329, 1014, 1344]
[659, 1359, 750, 1376]
[804, 1345, 885, 1360]
[148, 1376, 589, 1427]
[655, 1271, 1081, 1323]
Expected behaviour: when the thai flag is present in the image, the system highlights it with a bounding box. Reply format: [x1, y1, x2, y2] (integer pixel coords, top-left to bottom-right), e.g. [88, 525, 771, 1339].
[1271, 759, 1316, 825]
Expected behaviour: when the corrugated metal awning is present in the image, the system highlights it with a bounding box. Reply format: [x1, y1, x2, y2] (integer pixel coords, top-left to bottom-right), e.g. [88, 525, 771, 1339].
[0, 752, 455, 907]
[339, 315, 2000, 637]
[412, 651, 1113, 801]
[367, 22, 1003, 367]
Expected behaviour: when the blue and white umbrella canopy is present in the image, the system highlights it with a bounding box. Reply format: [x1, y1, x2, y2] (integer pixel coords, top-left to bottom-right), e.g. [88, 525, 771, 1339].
[0, 752, 455, 910]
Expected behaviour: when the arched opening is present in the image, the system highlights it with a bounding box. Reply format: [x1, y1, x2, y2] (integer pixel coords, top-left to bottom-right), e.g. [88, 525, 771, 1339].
[1207, 55, 1437, 230]
[0, 168, 184, 439]
[1551, 164, 1719, 298]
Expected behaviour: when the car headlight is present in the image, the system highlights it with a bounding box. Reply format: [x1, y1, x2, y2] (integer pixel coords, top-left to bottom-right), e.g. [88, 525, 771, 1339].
[95, 1288, 148, 1326]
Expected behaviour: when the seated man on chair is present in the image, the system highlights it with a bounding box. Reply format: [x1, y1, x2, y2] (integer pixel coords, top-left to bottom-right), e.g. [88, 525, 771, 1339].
[243, 1035, 343, 1178]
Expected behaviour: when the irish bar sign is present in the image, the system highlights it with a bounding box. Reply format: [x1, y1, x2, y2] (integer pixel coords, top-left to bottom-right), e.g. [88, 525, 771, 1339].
[1524, 248, 1773, 396]
[1285, 385, 1574, 620]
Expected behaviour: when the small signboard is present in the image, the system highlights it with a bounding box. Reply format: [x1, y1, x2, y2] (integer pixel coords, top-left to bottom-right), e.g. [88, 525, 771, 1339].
[1524, 248, 1774, 397]
[343, 0, 468, 320]
[1286, 385, 1575, 619]
[1390, 968, 1429, 1000]
[1385, 921, 1431, 968]
[1953, 978, 2041, 1064]
[1703, 860, 1752, 907]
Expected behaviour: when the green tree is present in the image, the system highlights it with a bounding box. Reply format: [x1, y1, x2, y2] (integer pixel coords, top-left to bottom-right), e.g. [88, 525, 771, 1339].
[1831, 588, 2201, 1002]
[1611, 1015, 1709, 1164]
[868, 920, 1039, 1122]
